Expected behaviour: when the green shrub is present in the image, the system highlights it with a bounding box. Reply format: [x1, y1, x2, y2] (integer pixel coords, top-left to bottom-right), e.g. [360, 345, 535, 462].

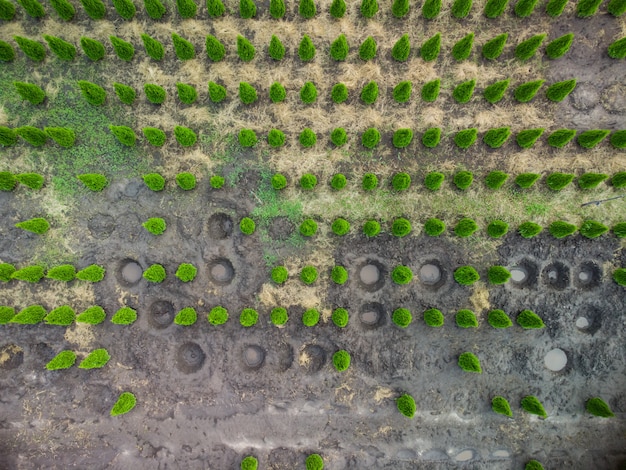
[488, 309, 512, 328]
[450, 35, 473, 65]
[483, 79, 510, 104]
[302, 308, 319, 326]
[330, 174, 347, 190]
[482, 33, 509, 60]
[420, 33, 441, 61]
[578, 129, 610, 148]
[11, 305, 46, 324]
[0, 172, 16, 191]
[110, 36, 134, 61]
[360, 0, 378, 17]
[545, 0, 567, 15]
[141, 34, 165, 61]
[546, 172, 574, 191]
[578, 172, 608, 189]
[514, 80, 545, 103]
[76, 265, 105, 282]
[300, 129, 317, 148]
[516, 128, 544, 148]
[453, 171, 473, 190]
[174, 126, 197, 147]
[11, 266, 45, 283]
[454, 266, 480, 285]
[359, 174, 377, 191]
[210, 175, 225, 189]
[176, 83, 197, 105]
[330, 0, 346, 16]
[391, 81, 412, 104]
[392, 173, 411, 191]
[391, 34, 410, 62]
[614, 268, 626, 285]
[268, 35, 285, 61]
[46, 350, 76, 370]
[14, 82, 46, 105]
[363, 220, 381, 237]
[484, 218, 509, 238]
[453, 79, 476, 104]
[521, 396, 547, 418]
[271, 173, 287, 190]
[176, 172, 196, 190]
[238, 129, 257, 148]
[18, 0, 45, 17]
[517, 309, 545, 328]
[80, 0, 105, 18]
[392, 129, 412, 148]
[418, 129, 441, 150]
[142, 217, 166, 235]
[0, 263, 15, 282]
[205, 35, 225, 62]
[454, 218, 478, 237]
[613, 172, 626, 188]
[300, 174, 318, 190]
[456, 309, 478, 328]
[331, 266, 348, 284]
[79, 348, 111, 369]
[579, 220, 608, 239]
[424, 172, 444, 190]
[299, 0, 316, 17]
[77, 173, 108, 191]
[332, 307, 348, 327]
[549, 220, 577, 238]
[610, 130, 626, 148]
[484, 127, 511, 148]
[239, 0, 256, 17]
[238, 82, 258, 105]
[299, 218, 318, 236]
[77, 80, 106, 107]
[298, 35, 316, 61]
[608, 0, 626, 15]
[362, 128, 380, 148]
[332, 350, 351, 371]
[0, 306, 14, 324]
[144, 84, 166, 104]
[305, 454, 324, 470]
[208, 306, 228, 325]
[301, 266, 318, 285]
[271, 266, 288, 284]
[176, 0, 196, 17]
[359, 36, 377, 60]
[144, 0, 166, 18]
[545, 34, 574, 62]
[613, 223, 626, 238]
[485, 171, 508, 190]
[422, 0, 441, 17]
[110, 392, 136, 416]
[208, 81, 227, 103]
[112, 83, 135, 106]
[392, 308, 412, 328]
[514, 0, 538, 16]
[330, 34, 348, 61]
[270, 307, 288, 325]
[14, 36, 46, 62]
[17, 126, 47, 147]
[392, 265, 413, 284]
[240, 217, 256, 235]
[240, 457, 259, 470]
[586, 397, 615, 417]
[397, 394, 416, 418]
[360, 81, 379, 104]
[454, 128, 478, 149]
[0, 0, 15, 20]
[300, 82, 318, 104]
[547, 129, 577, 148]
[424, 218, 445, 236]
[45, 305, 75, 325]
[421, 79, 440, 102]
[237, 35, 255, 62]
[76, 306, 106, 324]
[239, 308, 258, 327]
[484, 0, 508, 17]
[47, 264, 76, 281]
[269, 0, 285, 17]
[452, 0, 472, 16]
[577, 0, 602, 16]
[174, 307, 197, 325]
[518, 221, 542, 238]
[45, 127, 75, 147]
[458, 352, 482, 373]
[141, 128, 165, 147]
[143, 264, 166, 283]
[331, 83, 348, 104]
[488, 266, 511, 284]
[421, 308, 443, 327]
[516, 34, 546, 60]
[266, 82, 286, 104]
[492, 396, 513, 416]
[112, 0, 135, 18]
[392, 218, 412, 237]
[0, 127, 17, 147]
[16, 217, 50, 234]
[109, 125, 135, 147]
[206, 0, 225, 16]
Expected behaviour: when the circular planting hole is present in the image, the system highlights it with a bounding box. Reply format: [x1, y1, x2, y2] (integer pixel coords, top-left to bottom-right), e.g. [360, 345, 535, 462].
[207, 212, 233, 239]
[117, 259, 143, 286]
[359, 302, 386, 328]
[575, 305, 602, 335]
[0, 344, 23, 370]
[508, 259, 538, 288]
[510, 267, 527, 282]
[243, 345, 265, 370]
[575, 261, 601, 289]
[148, 300, 175, 329]
[544, 348, 567, 372]
[542, 262, 569, 290]
[298, 344, 326, 374]
[123, 179, 143, 198]
[269, 216, 295, 241]
[358, 260, 386, 292]
[454, 450, 474, 462]
[88, 214, 115, 239]
[418, 259, 446, 290]
[576, 317, 589, 329]
[208, 258, 235, 285]
[176, 342, 206, 374]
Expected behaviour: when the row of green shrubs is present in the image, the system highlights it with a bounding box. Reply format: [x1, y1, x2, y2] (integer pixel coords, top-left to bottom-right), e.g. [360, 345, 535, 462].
[491, 395, 614, 419]
[390, 306, 544, 329]
[0, 125, 75, 147]
[0, 304, 136, 325]
[74, 172, 225, 192]
[45, 348, 111, 370]
[0, 263, 105, 282]
[0, 171, 44, 190]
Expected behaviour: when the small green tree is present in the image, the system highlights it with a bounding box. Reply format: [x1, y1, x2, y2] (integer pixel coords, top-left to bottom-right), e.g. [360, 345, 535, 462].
[547, 129, 577, 148]
[79, 0, 106, 18]
[329, 0, 346, 17]
[458, 352, 482, 373]
[420, 33, 441, 61]
[208, 81, 227, 103]
[239, 82, 258, 104]
[483, 79, 510, 104]
[452, 0, 472, 16]
[206, 35, 225, 61]
[109, 125, 136, 146]
[484, 0, 508, 17]
[521, 396, 547, 418]
[78, 80, 106, 106]
[299, 0, 316, 18]
[14, 82, 46, 105]
[144, 83, 166, 104]
[515, 34, 546, 60]
[176, 0, 197, 17]
[514, 0, 538, 16]
[172, 33, 195, 60]
[610, 130, 626, 148]
[608, 0, 626, 15]
[360, 81, 378, 104]
[545, 33, 574, 59]
[516, 128, 544, 148]
[577, 129, 610, 148]
[176, 83, 197, 104]
[78, 173, 108, 191]
[485, 172, 508, 189]
[238, 129, 257, 147]
[11, 266, 45, 283]
[577, 0, 602, 16]
[142, 34, 165, 61]
[144, 0, 166, 18]
[517, 309, 545, 328]
[110, 35, 135, 61]
[14, 36, 46, 62]
[421, 79, 440, 102]
[269, 82, 286, 102]
[545, 79, 576, 102]
[239, 0, 256, 18]
[174, 126, 197, 146]
[513, 79, 545, 102]
[452, 33, 474, 61]
[17, 126, 47, 146]
[298, 35, 316, 61]
[421, 128, 441, 148]
[330, 34, 349, 61]
[0, 41, 15, 62]
[362, 128, 380, 148]
[392, 0, 409, 17]
[300, 81, 318, 104]
[608, 37, 626, 59]
[0, 0, 16, 20]
[422, 0, 441, 18]
[269, 0, 285, 17]
[454, 128, 478, 149]
[15, 217, 50, 234]
[396, 394, 416, 418]
[545, 0, 567, 15]
[359, 36, 377, 61]
[483, 127, 511, 148]
[80, 37, 105, 61]
[393, 129, 413, 148]
[360, 0, 378, 17]
[110, 392, 136, 416]
[0, 171, 17, 190]
[45, 127, 76, 147]
[112, 0, 135, 19]
[392, 34, 410, 62]
[114, 82, 136, 105]
[586, 397, 615, 417]
[453, 79, 475, 103]
[15, 173, 44, 189]
[492, 396, 513, 416]
[17, 0, 45, 17]
[43, 35, 76, 60]
[482, 33, 508, 60]
[207, 0, 224, 16]
[268, 35, 285, 60]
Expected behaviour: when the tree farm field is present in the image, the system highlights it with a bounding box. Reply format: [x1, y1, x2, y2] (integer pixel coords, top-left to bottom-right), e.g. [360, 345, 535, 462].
[0, 0, 626, 468]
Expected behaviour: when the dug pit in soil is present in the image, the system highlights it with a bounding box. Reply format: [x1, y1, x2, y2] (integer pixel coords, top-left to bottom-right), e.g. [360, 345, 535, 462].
[117, 259, 143, 287]
[358, 260, 386, 292]
[575, 305, 602, 335]
[148, 300, 175, 329]
[176, 342, 206, 374]
[87, 214, 115, 239]
[544, 348, 568, 372]
[575, 261, 602, 289]
[359, 302, 386, 328]
[208, 258, 235, 285]
[243, 345, 265, 370]
[508, 259, 538, 288]
[454, 450, 474, 462]
[207, 212, 233, 239]
[542, 262, 570, 290]
[418, 259, 446, 290]
[298, 344, 326, 374]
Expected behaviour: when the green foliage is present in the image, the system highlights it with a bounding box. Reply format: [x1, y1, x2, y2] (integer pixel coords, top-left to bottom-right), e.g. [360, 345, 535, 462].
[174, 307, 197, 325]
[76, 306, 106, 324]
[608, 0, 626, 15]
[239, 82, 258, 105]
[266, 83, 286, 104]
[239, 308, 258, 327]
[111, 392, 136, 416]
[143, 264, 166, 282]
[613, 172, 626, 188]
[44, 305, 75, 325]
[241, 457, 258, 470]
[578, 129, 610, 148]
[458, 352, 482, 373]
[299, 218, 318, 236]
[269, 0, 284, 17]
[78, 348, 111, 369]
[392, 265, 413, 284]
[45, 127, 75, 147]
[454, 128, 478, 149]
[391, 81, 412, 104]
[268, 129, 285, 147]
[270, 307, 288, 325]
[239, 0, 256, 17]
[331, 83, 348, 104]
[424, 218, 445, 236]
[515, 34, 546, 60]
[110, 36, 134, 61]
[299, 0, 316, 17]
[141, 34, 164, 61]
[14, 36, 46, 61]
[0, 172, 16, 192]
[16, 217, 50, 234]
[142, 128, 166, 147]
[482, 33, 508, 60]
[526, 461, 545, 470]
[78, 173, 108, 191]
[456, 309, 478, 328]
[237, 35, 255, 62]
[18, 0, 45, 17]
[452, 0, 472, 16]
[392, 308, 412, 328]
[363, 220, 380, 237]
[548, 128, 577, 148]
[300, 82, 318, 104]
[11, 266, 45, 283]
[330, 0, 345, 16]
[452, 33, 474, 61]
[205, 0, 224, 16]
[305, 454, 324, 470]
[0, 127, 17, 147]
[453, 170, 473, 190]
[359, 37, 377, 61]
[46, 350, 76, 370]
[392, 34, 410, 62]
[488, 266, 511, 284]
[360, 0, 378, 17]
[418, 129, 441, 150]
[546, 172, 574, 190]
[485, 171, 508, 189]
[362, 128, 380, 149]
[577, 0, 601, 16]
[144, 0, 166, 18]
[454, 266, 480, 285]
[613, 223, 626, 238]
[488, 309, 512, 328]
[271, 173, 287, 190]
[172, 33, 195, 61]
[453, 79, 476, 103]
[302, 308, 320, 326]
[11, 305, 46, 324]
[142, 217, 166, 235]
[205, 35, 225, 62]
[176, 172, 196, 190]
[585, 397, 614, 417]
[271, 266, 288, 284]
[517, 309, 545, 328]
[546, 33, 574, 59]
[210, 175, 224, 189]
[331, 307, 348, 327]
[113, 0, 135, 19]
[176, 0, 196, 17]
[47, 264, 76, 281]
[545, 0, 567, 15]
[454, 217, 478, 237]
[521, 396, 547, 418]
[240, 217, 256, 235]
[422, 0, 441, 17]
[549, 220, 577, 238]
[268, 35, 285, 61]
[17, 126, 47, 146]
[393, 128, 413, 148]
[80, 0, 105, 18]
[78, 80, 106, 106]
[333, 350, 351, 371]
[208, 81, 227, 103]
[483, 79, 509, 104]
[515, 0, 538, 16]
[492, 396, 513, 416]
[238, 129, 257, 148]
[423, 308, 443, 327]
[330, 174, 347, 190]
[80, 37, 105, 61]
[484, 0, 508, 17]
[579, 220, 608, 239]
[516, 128, 544, 148]
[208, 306, 229, 325]
[419, 80, 440, 104]
[76, 265, 105, 282]
[420, 33, 441, 61]
[300, 173, 318, 190]
[330, 34, 348, 61]
[396, 394, 416, 418]
[392, 173, 411, 191]
[0, 41, 15, 62]
[144, 84, 166, 104]
[299, 128, 317, 148]
[331, 265, 348, 284]
[486, 220, 509, 239]
[514, 80, 545, 103]
[174, 126, 197, 147]
[518, 221, 542, 238]
[614, 268, 626, 285]
[578, 172, 608, 189]
[484, 127, 511, 148]
[298, 35, 316, 61]
[328, 128, 347, 147]
[109, 125, 136, 146]
[0, 263, 15, 281]
[392, 217, 412, 237]
[14, 82, 46, 105]
[0, 0, 16, 20]
[300, 266, 318, 284]
[610, 130, 626, 148]
[0, 307, 14, 323]
[424, 173, 444, 191]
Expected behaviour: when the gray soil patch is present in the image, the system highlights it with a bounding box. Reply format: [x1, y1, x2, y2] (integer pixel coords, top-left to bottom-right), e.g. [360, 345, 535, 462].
[359, 302, 386, 329]
[208, 258, 235, 285]
[544, 348, 568, 372]
[299, 344, 326, 374]
[148, 300, 175, 329]
[117, 259, 143, 286]
[177, 216, 202, 238]
[87, 214, 115, 239]
[0, 344, 24, 370]
[357, 259, 386, 292]
[176, 342, 206, 374]
[454, 449, 474, 462]
[268, 216, 295, 241]
[242, 345, 265, 370]
[207, 212, 233, 239]
[574, 261, 602, 289]
[542, 262, 570, 290]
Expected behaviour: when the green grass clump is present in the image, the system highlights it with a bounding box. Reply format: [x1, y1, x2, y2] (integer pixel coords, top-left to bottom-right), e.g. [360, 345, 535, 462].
[613, 172, 626, 188]
[206, 35, 225, 62]
[76, 306, 106, 324]
[302, 308, 319, 326]
[0, 172, 15, 191]
[47, 264, 76, 281]
[521, 396, 547, 418]
[578, 129, 610, 148]
[300, 266, 319, 285]
[112, 0, 135, 18]
[271, 173, 287, 190]
[577, 173, 608, 189]
[454, 266, 480, 285]
[331, 266, 348, 284]
[269, 82, 286, 103]
[176, 0, 197, 17]
[76, 265, 105, 282]
[421, 79, 440, 102]
[392, 34, 410, 62]
[268, 129, 285, 147]
[176, 83, 197, 104]
[393, 129, 413, 148]
[586, 397, 615, 417]
[208, 81, 227, 103]
[359, 36, 377, 60]
[332, 308, 349, 327]
[526, 461, 545, 470]
[514, 80, 545, 103]
[330, 34, 349, 61]
[613, 223, 626, 238]
[144, 0, 166, 19]
[300, 129, 317, 148]
[421, 128, 441, 148]
[239, 308, 258, 327]
[208, 306, 229, 325]
[0, 263, 15, 282]
[330, 174, 347, 190]
[482, 33, 508, 60]
[14, 82, 46, 105]
[546, 79, 576, 102]
[515, 173, 541, 189]
[45, 127, 75, 147]
[422, 0, 441, 17]
[15, 217, 50, 234]
[423, 308, 444, 327]
[18, 0, 45, 17]
[492, 396, 513, 416]
[549, 220, 577, 238]
[175, 263, 197, 282]
[453, 79, 475, 103]
[420, 33, 441, 61]
[515, 34, 546, 60]
[44, 305, 75, 325]
[172, 34, 195, 60]
[0, 127, 17, 146]
[271, 266, 288, 284]
[301, 82, 318, 104]
[239, 0, 256, 17]
[487, 220, 509, 238]
[488, 266, 511, 284]
[424, 172, 444, 190]
[79, 348, 111, 369]
[176, 172, 196, 190]
[143, 264, 166, 282]
[114, 83, 136, 106]
[332, 350, 351, 371]
[396, 394, 416, 418]
[488, 309, 512, 328]
[143, 173, 165, 192]
[452, 33, 474, 61]
[363, 220, 381, 237]
[237, 35, 255, 62]
[484, 79, 510, 104]
[11, 266, 45, 283]
[517, 309, 545, 329]
[241, 456, 258, 470]
[238, 129, 257, 148]
[110, 36, 134, 61]
[456, 309, 478, 328]
[391, 266, 413, 284]
[458, 352, 482, 373]
[144, 84, 166, 104]
[111, 392, 136, 416]
[454, 218, 477, 237]
[269, 0, 285, 17]
[111, 307, 137, 325]
[331, 83, 348, 104]
[545, 0, 567, 15]
[577, 0, 602, 16]
[330, 0, 346, 17]
[17, 126, 47, 146]
[174, 307, 197, 326]
[579, 220, 608, 239]
[454, 171, 473, 190]
[14, 36, 46, 62]
[46, 350, 76, 370]
[80, 37, 105, 61]
[142, 217, 166, 235]
[614, 268, 626, 285]
[16, 173, 44, 190]
[268, 36, 285, 61]
[516, 129, 544, 148]
[109, 125, 135, 147]
[515, 0, 538, 16]
[240, 217, 256, 235]
[392, 173, 411, 191]
[270, 307, 288, 325]
[305, 454, 324, 470]
[454, 128, 478, 149]
[300, 219, 318, 236]
[392, 218, 412, 237]
[610, 130, 626, 148]
[452, 0, 472, 17]
[484, 127, 511, 148]
[0, 0, 16, 20]
[546, 172, 574, 190]
[360, 0, 378, 17]
[298, 35, 316, 61]
[393, 81, 412, 104]
[80, 0, 105, 18]
[392, 308, 412, 328]
[518, 221, 543, 238]
[299, 0, 316, 17]
[11, 305, 46, 324]
[484, 0, 509, 17]
[0, 307, 15, 324]
[608, 0, 626, 15]
[485, 171, 508, 189]
[300, 174, 318, 190]
[362, 173, 378, 190]
[424, 218, 446, 236]
[362, 128, 380, 149]
[360, 81, 379, 104]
